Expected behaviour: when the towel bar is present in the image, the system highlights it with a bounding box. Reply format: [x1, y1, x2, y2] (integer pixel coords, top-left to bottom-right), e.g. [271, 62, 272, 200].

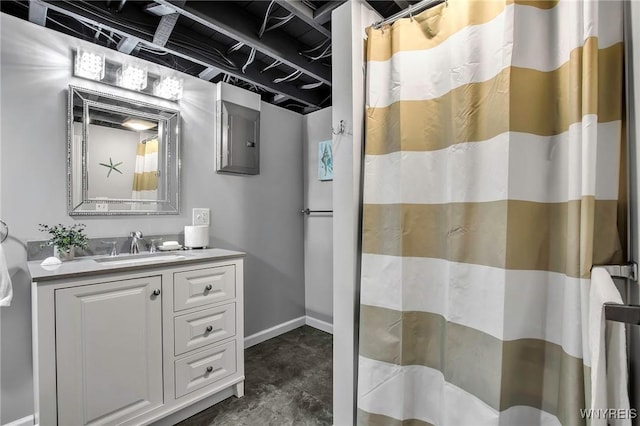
[604, 303, 640, 325]
[593, 263, 637, 281]
[300, 209, 333, 215]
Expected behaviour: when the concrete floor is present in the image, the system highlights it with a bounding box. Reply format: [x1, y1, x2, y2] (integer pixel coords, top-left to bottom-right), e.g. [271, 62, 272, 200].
[177, 326, 333, 426]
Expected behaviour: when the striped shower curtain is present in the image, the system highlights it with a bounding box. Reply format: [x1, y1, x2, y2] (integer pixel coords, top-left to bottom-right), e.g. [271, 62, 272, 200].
[132, 137, 159, 201]
[358, 1, 625, 425]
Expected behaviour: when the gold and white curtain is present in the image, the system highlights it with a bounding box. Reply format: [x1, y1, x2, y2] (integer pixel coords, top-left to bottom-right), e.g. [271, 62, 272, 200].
[358, 0, 625, 424]
[132, 137, 159, 200]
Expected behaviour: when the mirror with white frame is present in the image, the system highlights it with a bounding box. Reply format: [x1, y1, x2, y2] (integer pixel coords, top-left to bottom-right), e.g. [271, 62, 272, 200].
[68, 85, 180, 215]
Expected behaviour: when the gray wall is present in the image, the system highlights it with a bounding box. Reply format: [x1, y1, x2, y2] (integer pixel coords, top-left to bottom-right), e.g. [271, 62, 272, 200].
[0, 14, 304, 424]
[303, 108, 333, 324]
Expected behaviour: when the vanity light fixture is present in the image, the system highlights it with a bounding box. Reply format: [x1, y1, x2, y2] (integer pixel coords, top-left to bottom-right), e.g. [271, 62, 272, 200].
[122, 118, 157, 131]
[72, 48, 181, 102]
[74, 48, 105, 81]
[153, 75, 183, 101]
[117, 63, 148, 91]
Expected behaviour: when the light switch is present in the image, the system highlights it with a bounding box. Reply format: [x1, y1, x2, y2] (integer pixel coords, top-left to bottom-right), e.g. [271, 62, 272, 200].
[193, 208, 210, 226]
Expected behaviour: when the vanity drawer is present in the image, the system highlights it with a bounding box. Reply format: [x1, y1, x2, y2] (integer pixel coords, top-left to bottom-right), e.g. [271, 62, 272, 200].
[175, 341, 237, 398]
[174, 303, 236, 356]
[174, 266, 235, 312]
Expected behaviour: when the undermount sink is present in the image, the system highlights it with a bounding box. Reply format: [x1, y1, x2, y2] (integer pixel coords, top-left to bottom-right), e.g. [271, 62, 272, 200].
[93, 252, 190, 266]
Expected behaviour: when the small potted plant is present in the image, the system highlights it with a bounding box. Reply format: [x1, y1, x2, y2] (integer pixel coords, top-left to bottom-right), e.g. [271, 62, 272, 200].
[39, 223, 88, 261]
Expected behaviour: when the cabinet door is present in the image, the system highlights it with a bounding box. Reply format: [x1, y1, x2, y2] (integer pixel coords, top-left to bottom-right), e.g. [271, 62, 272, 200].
[55, 276, 163, 425]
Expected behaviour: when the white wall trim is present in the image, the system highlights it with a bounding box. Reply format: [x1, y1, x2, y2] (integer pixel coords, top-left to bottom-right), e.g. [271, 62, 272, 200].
[244, 315, 335, 349]
[244, 316, 306, 348]
[306, 316, 334, 334]
[2, 415, 34, 426]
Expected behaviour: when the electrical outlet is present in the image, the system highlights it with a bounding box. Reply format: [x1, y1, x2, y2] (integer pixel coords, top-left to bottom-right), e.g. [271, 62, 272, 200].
[96, 203, 109, 212]
[193, 208, 210, 226]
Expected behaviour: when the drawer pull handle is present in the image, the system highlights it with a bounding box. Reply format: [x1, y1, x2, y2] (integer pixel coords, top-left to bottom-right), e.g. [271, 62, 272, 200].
[152, 289, 161, 296]
[205, 284, 213, 291]
[206, 366, 213, 373]
[206, 325, 213, 333]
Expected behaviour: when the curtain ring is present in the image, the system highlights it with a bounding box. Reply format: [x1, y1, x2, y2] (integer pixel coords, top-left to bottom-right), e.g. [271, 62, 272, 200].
[409, 5, 414, 21]
[445, 0, 449, 7]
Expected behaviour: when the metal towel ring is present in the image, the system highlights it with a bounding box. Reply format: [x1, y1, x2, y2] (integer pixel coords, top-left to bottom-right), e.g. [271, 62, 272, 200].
[0, 220, 8, 243]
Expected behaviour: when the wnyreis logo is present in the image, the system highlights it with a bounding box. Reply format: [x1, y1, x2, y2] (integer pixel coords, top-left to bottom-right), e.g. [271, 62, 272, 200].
[580, 409, 638, 420]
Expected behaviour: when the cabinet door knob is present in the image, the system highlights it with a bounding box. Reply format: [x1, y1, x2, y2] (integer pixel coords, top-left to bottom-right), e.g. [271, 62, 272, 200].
[152, 289, 161, 296]
[206, 366, 213, 373]
[206, 325, 213, 333]
[205, 284, 213, 291]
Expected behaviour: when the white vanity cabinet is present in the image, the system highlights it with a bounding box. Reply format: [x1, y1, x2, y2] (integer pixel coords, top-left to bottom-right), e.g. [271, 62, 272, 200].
[56, 276, 164, 425]
[29, 250, 245, 426]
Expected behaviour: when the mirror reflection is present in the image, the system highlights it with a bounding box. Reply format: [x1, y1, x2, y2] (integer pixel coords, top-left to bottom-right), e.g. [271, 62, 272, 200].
[68, 85, 180, 215]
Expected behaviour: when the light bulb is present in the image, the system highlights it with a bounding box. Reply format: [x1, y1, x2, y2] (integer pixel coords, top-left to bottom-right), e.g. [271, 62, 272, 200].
[153, 75, 183, 100]
[118, 63, 148, 91]
[74, 48, 105, 81]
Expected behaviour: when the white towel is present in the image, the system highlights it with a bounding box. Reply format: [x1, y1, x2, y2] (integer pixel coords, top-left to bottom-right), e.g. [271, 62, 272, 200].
[589, 267, 631, 426]
[0, 244, 12, 307]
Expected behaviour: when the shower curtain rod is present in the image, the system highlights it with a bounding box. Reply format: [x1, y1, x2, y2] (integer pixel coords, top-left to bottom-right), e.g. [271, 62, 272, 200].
[373, 0, 445, 29]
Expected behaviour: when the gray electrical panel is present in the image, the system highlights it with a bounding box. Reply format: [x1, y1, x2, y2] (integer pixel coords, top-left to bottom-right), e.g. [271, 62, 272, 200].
[217, 99, 260, 175]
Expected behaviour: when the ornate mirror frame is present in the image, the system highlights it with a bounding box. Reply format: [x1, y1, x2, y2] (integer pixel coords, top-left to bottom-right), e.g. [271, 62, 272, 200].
[67, 85, 180, 216]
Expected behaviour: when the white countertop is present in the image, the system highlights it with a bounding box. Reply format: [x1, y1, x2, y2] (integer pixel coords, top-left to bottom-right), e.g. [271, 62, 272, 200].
[28, 248, 245, 282]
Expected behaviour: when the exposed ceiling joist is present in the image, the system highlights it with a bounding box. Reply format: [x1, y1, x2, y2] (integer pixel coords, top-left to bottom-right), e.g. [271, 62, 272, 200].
[393, 0, 411, 8]
[314, 1, 344, 25]
[40, 0, 325, 107]
[274, 0, 331, 38]
[144, 3, 175, 17]
[272, 93, 287, 104]
[216, 50, 323, 106]
[28, 0, 48, 26]
[198, 66, 222, 81]
[44, 1, 154, 41]
[154, 0, 331, 86]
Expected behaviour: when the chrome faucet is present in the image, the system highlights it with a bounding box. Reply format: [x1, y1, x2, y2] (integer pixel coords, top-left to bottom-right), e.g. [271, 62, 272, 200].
[129, 231, 144, 254]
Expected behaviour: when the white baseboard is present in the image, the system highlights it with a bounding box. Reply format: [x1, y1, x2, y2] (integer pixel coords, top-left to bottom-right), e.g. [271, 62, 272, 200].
[244, 316, 306, 348]
[3, 415, 34, 426]
[244, 315, 334, 349]
[305, 316, 333, 334]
